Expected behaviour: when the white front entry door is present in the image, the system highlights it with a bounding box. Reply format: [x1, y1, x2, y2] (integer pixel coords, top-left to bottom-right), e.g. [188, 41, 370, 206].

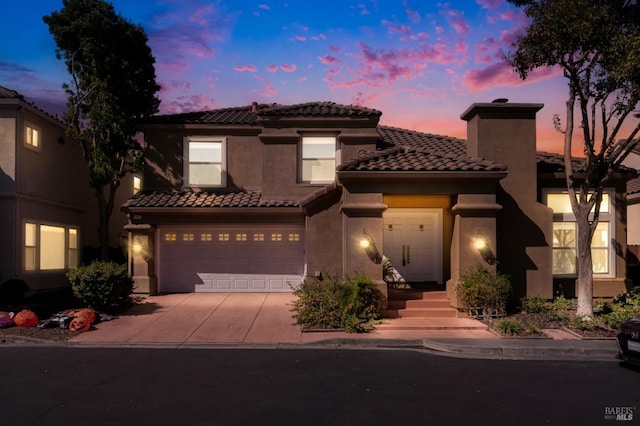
[383, 209, 443, 283]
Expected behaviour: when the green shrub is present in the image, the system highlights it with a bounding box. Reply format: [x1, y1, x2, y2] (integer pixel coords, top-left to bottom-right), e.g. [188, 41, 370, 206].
[496, 319, 521, 335]
[521, 296, 548, 313]
[66, 261, 134, 313]
[602, 305, 640, 329]
[292, 273, 383, 333]
[550, 295, 572, 312]
[457, 265, 511, 319]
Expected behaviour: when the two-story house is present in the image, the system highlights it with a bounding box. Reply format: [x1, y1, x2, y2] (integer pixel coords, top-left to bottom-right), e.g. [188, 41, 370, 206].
[124, 100, 636, 311]
[0, 86, 136, 293]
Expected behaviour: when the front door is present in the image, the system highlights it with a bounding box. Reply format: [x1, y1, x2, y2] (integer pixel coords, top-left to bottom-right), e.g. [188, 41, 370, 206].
[383, 208, 443, 283]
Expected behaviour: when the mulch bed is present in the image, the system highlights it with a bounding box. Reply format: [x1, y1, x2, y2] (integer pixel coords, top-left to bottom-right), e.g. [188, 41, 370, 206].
[485, 311, 618, 339]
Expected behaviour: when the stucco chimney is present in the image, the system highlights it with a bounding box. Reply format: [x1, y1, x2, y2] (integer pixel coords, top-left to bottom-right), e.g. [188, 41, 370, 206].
[461, 102, 543, 202]
[460, 101, 553, 299]
[251, 101, 258, 112]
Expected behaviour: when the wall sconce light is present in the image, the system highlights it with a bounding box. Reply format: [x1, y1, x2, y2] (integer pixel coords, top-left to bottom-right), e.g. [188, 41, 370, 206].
[473, 229, 496, 265]
[359, 229, 382, 264]
[132, 235, 151, 262]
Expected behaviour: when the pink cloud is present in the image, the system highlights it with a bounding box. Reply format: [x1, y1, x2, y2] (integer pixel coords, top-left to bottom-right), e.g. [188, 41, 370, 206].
[404, 1, 421, 23]
[318, 55, 340, 65]
[445, 10, 470, 35]
[297, 77, 307, 83]
[234, 65, 257, 72]
[328, 45, 341, 54]
[159, 94, 217, 114]
[266, 65, 278, 72]
[352, 91, 378, 106]
[311, 34, 327, 41]
[258, 77, 277, 97]
[462, 62, 561, 92]
[281, 64, 297, 72]
[476, 0, 504, 8]
[294, 35, 306, 41]
[382, 20, 412, 36]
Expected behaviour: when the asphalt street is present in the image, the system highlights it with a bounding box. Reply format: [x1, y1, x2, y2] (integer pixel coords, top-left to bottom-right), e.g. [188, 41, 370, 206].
[1, 347, 637, 425]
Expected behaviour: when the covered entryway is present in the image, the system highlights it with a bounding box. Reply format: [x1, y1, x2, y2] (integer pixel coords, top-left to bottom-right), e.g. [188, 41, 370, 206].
[383, 208, 443, 284]
[157, 223, 305, 292]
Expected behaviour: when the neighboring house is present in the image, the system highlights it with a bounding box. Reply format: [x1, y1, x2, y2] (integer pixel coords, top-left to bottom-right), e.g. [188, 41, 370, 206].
[124, 100, 636, 311]
[624, 146, 640, 284]
[0, 86, 134, 292]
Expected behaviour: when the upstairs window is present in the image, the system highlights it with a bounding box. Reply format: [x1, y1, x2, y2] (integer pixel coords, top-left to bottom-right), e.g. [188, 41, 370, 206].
[184, 136, 226, 187]
[133, 175, 142, 194]
[25, 124, 40, 150]
[300, 136, 337, 183]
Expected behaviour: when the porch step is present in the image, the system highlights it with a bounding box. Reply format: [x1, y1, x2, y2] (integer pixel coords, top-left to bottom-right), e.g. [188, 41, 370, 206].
[386, 289, 457, 319]
[385, 308, 458, 318]
[376, 317, 488, 331]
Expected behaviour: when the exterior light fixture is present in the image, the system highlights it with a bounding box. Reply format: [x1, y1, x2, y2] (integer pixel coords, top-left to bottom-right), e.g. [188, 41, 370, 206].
[473, 229, 496, 265]
[359, 229, 382, 264]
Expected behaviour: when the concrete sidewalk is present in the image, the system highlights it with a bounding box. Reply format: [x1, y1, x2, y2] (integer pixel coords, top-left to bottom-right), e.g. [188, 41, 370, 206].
[64, 293, 619, 361]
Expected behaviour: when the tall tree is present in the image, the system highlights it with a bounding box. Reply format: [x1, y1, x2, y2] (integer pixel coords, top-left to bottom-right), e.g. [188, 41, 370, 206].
[44, 0, 160, 260]
[506, 0, 640, 317]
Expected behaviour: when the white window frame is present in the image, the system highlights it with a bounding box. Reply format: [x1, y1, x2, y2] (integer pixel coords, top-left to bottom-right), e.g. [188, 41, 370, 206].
[543, 189, 615, 278]
[24, 123, 41, 152]
[23, 221, 79, 272]
[298, 135, 339, 184]
[183, 136, 227, 188]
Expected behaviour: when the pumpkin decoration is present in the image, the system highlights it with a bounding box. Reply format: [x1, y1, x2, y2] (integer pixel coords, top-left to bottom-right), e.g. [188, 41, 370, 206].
[13, 309, 38, 327]
[69, 316, 91, 332]
[69, 308, 96, 324]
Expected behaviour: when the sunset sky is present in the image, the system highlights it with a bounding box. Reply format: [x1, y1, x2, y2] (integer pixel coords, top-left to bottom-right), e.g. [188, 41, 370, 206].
[1, 0, 574, 153]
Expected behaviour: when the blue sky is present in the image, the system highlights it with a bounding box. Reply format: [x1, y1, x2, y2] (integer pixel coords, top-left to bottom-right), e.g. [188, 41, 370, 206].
[1, 0, 574, 152]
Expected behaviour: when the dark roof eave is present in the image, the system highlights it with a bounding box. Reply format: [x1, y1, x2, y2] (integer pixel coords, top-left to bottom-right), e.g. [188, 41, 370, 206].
[123, 206, 304, 215]
[337, 170, 508, 181]
[137, 123, 260, 133]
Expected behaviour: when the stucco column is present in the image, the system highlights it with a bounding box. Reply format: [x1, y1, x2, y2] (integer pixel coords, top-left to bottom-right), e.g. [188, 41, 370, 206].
[125, 224, 157, 294]
[340, 192, 387, 303]
[446, 194, 501, 313]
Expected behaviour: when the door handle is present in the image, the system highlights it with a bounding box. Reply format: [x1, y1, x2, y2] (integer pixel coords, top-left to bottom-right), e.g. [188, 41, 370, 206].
[407, 245, 410, 264]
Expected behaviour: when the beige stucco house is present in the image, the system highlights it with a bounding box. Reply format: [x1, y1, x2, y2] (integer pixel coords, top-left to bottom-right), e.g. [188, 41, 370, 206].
[124, 100, 636, 311]
[0, 86, 135, 293]
[625, 147, 640, 284]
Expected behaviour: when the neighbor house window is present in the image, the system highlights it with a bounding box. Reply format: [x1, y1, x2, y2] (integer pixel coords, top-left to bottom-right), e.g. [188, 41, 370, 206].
[544, 190, 614, 277]
[24, 222, 78, 271]
[184, 136, 226, 187]
[133, 175, 142, 194]
[25, 124, 40, 150]
[300, 136, 337, 183]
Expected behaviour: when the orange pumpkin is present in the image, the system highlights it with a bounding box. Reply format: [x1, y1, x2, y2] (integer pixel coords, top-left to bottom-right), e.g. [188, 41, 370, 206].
[73, 308, 96, 324]
[13, 309, 38, 327]
[69, 316, 91, 332]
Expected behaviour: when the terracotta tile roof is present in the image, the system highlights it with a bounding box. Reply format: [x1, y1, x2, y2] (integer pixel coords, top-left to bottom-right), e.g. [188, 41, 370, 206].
[0, 85, 23, 99]
[339, 147, 507, 172]
[140, 101, 380, 125]
[535, 151, 586, 173]
[257, 101, 381, 118]
[140, 105, 269, 125]
[629, 177, 640, 196]
[377, 126, 466, 153]
[123, 189, 299, 209]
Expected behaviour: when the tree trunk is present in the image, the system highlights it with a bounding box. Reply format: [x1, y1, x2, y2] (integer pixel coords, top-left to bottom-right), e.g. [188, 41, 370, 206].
[575, 207, 594, 318]
[95, 184, 110, 261]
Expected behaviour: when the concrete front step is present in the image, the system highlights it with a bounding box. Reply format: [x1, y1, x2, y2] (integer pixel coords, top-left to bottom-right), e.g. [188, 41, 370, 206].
[388, 289, 448, 301]
[376, 317, 488, 331]
[387, 299, 452, 310]
[385, 307, 458, 318]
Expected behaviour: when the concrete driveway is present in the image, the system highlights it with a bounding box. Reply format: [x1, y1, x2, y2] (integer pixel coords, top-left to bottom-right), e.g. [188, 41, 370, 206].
[69, 293, 494, 345]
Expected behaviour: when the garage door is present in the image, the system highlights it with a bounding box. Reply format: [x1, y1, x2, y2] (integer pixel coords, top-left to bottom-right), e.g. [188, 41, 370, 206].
[157, 224, 305, 292]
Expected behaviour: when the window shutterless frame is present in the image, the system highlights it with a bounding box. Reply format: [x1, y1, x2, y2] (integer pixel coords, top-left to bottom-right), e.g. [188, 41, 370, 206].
[183, 136, 227, 188]
[298, 135, 339, 184]
[543, 189, 615, 278]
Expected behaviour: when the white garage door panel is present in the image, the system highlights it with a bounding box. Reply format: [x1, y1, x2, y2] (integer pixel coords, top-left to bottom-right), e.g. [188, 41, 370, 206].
[197, 274, 303, 292]
[158, 224, 305, 293]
